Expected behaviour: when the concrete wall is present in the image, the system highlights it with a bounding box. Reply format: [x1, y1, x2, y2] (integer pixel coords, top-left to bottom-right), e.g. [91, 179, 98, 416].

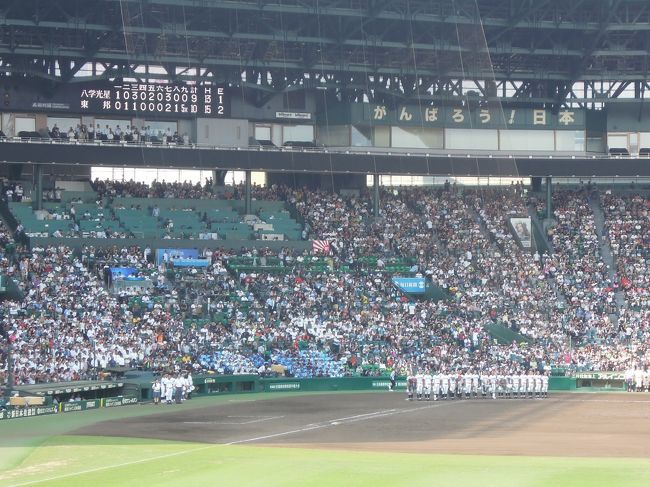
[196, 118, 249, 146]
[231, 91, 317, 121]
[607, 103, 650, 131]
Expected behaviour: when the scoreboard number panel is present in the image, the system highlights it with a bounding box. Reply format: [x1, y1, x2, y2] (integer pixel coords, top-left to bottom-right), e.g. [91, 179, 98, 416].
[79, 83, 227, 117]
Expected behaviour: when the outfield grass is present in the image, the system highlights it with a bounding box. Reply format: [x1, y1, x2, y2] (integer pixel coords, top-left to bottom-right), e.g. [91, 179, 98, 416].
[1, 434, 650, 487]
[2, 392, 650, 487]
[0, 392, 349, 471]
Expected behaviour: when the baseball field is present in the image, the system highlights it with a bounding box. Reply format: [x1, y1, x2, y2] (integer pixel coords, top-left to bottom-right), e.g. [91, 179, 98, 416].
[1, 391, 650, 486]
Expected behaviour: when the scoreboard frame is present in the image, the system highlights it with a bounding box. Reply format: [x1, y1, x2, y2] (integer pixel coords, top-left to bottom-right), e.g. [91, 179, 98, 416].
[79, 82, 227, 118]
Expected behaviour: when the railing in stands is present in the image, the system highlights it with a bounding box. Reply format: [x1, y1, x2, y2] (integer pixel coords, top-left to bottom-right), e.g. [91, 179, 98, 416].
[2, 135, 650, 160]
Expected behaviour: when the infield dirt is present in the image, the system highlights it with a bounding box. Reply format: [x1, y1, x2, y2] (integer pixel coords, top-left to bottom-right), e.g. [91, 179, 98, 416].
[71, 392, 650, 458]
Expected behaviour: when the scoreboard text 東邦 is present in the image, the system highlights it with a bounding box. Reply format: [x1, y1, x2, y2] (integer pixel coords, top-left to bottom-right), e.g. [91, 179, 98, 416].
[79, 83, 226, 117]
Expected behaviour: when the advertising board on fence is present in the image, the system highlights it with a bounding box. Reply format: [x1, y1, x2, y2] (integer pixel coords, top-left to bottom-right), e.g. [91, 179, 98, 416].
[61, 399, 101, 413]
[371, 380, 407, 389]
[5, 405, 58, 419]
[575, 372, 625, 380]
[1, 395, 139, 420]
[103, 396, 139, 408]
[268, 382, 301, 391]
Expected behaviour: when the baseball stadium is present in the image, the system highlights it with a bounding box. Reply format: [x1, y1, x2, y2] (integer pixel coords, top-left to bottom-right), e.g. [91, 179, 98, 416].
[2, 1, 650, 485]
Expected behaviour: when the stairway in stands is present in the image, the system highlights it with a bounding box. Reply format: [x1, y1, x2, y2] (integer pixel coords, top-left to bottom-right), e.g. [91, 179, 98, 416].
[525, 204, 567, 309]
[588, 190, 627, 311]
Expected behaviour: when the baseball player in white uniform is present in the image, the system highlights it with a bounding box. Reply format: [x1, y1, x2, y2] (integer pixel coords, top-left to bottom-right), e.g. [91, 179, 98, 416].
[449, 374, 457, 400]
[416, 371, 425, 401]
[433, 373, 441, 401]
[512, 373, 520, 399]
[440, 373, 449, 400]
[423, 372, 432, 401]
[527, 373, 535, 398]
[464, 374, 472, 400]
[162, 374, 174, 404]
[406, 372, 415, 401]
[489, 374, 497, 399]
[471, 373, 479, 399]
[518, 372, 527, 398]
[535, 374, 543, 398]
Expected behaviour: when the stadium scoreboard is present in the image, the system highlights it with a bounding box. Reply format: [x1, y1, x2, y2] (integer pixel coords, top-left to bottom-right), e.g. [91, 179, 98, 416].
[78, 83, 227, 117]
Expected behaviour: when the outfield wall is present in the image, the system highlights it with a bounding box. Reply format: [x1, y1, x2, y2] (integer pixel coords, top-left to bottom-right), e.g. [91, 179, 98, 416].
[187, 375, 577, 396]
[0, 376, 578, 420]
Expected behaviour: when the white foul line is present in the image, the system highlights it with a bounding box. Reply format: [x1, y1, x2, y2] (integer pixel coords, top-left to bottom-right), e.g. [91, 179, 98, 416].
[183, 415, 285, 425]
[226, 403, 446, 445]
[7, 445, 217, 487]
[8, 402, 450, 486]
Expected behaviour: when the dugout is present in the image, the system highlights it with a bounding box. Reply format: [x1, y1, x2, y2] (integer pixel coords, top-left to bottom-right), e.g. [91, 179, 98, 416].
[196, 375, 259, 395]
[574, 372, 625, 391]
[14, 380, 126, 405]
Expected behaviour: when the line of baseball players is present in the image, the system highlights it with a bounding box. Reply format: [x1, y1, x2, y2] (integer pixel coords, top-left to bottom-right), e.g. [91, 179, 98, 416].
[152, 372, 194, 405]
[624, 368, 650, 392]
[405, 371, 549, 401]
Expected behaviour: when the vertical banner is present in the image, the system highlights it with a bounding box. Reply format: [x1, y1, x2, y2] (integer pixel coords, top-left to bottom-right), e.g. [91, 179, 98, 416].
[510, 217, 533, 248]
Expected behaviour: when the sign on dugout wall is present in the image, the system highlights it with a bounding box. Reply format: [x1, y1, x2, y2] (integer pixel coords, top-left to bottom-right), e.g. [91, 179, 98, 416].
[323, 103, 585, 129]
[60, 399, 101, 413]
[102, 396, 139, 408]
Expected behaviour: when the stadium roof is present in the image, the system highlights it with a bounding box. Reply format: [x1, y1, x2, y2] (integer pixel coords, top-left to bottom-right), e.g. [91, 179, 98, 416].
[1, 0, 649, 107]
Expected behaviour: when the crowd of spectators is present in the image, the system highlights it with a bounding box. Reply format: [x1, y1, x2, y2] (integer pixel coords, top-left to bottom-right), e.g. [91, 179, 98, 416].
[543, 190, 618, 343]
[46, 124, 190, 145]
[92, 178, 288, 202]
[4, 182, 650, 386]
[603, 192, 650, 309]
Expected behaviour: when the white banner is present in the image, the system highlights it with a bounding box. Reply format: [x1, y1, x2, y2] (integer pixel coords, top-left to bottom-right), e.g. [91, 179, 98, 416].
[510, 217, 533, 248]
[275, 111, 312, 120]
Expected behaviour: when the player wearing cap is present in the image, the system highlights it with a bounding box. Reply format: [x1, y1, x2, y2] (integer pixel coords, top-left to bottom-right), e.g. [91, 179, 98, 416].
[162, 373, 174, 404]
[440, 372, 449, 400]
[415, 371, 425, 401]
[423, 371, 432, 401]
[432, 372, 441, 401]
[406, 372, 416, 401]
